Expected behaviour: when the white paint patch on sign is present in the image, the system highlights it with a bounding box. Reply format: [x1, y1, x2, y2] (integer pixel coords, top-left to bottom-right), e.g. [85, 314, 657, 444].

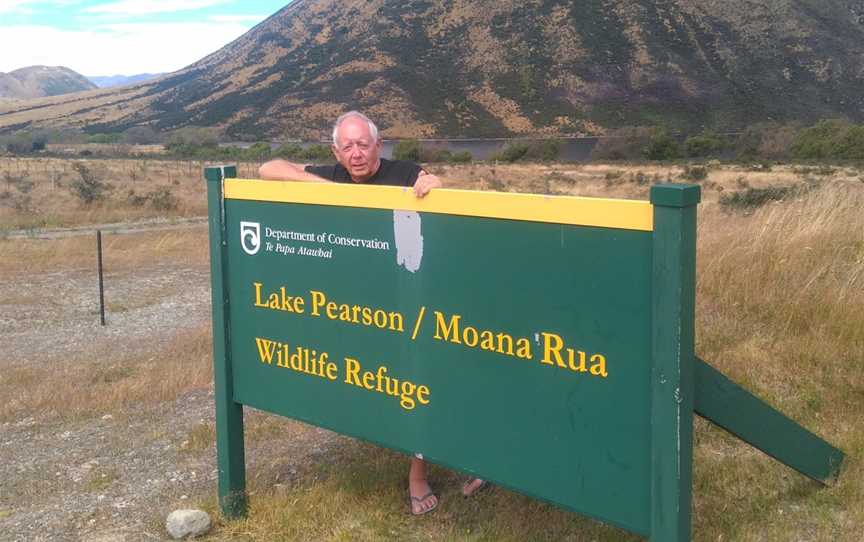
[394, 210, 423, 273]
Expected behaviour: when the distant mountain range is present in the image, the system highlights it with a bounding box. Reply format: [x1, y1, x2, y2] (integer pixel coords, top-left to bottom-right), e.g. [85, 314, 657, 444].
[1, 0, 863, 138]
[0, 66, 96, 100]
[87, 73, 165, 88]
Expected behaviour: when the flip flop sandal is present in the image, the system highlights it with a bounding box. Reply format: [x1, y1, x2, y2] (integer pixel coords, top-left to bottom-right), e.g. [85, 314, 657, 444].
[409, 490, 438, 515]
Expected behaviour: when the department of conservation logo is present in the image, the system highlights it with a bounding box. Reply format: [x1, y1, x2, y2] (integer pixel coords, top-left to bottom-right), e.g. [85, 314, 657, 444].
[240, 221, 261, 255]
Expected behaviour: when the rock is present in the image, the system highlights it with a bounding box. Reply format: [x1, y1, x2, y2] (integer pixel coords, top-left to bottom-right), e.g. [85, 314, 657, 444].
[165, 509, 211, 539]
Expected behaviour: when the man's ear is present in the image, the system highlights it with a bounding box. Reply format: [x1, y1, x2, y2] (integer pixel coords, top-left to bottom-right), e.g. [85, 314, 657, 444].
[331, 144, 339, 160]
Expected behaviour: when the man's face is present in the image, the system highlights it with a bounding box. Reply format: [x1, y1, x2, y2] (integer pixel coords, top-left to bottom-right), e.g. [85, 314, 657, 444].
[332, 116, 382, 182]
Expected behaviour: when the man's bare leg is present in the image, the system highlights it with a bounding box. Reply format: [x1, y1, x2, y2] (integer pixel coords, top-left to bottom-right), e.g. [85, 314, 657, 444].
[408, 457, 438, 515]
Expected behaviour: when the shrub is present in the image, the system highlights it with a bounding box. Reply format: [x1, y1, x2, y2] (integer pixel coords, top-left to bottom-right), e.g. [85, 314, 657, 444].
[684, 132, 725, 158]
[491, 142, 529, 163]
[719, 185, 800, 211]
[644, 129, 680, 161]
[836, 125, 864, 160]
[450, 150, 472, 163]
[274, 143, 304, 160]
[301, 144, 333, 162]
[791, 119, 849, 160]
[69, 162, 110, 204]
[147, 187, 178, 211]
[682, 165, 708, 181]
[393, 140, 421, 162]
[525, 139, 561, 161]
[244, 142, 272, 160]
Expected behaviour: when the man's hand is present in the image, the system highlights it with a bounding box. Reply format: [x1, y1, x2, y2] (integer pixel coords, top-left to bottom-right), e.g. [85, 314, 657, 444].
[413, 171, 442, 198]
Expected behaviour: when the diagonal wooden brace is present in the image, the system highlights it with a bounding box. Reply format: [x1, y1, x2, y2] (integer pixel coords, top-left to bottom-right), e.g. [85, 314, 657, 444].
[694, 357, 844, 485]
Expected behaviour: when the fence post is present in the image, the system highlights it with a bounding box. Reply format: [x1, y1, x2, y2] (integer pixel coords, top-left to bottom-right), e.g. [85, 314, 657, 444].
[205, 164, 247, 518]
[96, 229, 106, 326]
[650, 184, 700, 541]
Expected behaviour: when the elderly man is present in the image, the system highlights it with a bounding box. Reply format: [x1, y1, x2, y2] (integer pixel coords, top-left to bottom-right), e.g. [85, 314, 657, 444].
[259, 112, 485, 515]
[258, 111, 441, 196]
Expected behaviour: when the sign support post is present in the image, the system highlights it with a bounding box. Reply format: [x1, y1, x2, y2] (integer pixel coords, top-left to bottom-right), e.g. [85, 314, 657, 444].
[650, 184, 701, 541]
[205, 165, 248, 518]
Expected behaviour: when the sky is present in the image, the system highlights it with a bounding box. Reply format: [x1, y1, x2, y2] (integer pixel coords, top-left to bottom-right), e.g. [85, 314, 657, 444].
[0, 0, 292, 76]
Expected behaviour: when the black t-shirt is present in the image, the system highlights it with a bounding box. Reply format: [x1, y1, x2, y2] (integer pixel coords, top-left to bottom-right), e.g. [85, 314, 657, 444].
[304, 159, 422, 187]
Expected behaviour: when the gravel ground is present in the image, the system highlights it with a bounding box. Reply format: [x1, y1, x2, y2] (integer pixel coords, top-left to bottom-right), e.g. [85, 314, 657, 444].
[0, 248, 342, 541]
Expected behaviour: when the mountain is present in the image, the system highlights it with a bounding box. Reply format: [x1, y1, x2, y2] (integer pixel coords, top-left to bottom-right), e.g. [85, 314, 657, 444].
[1, 0, 863, 138]
[0, 66, 97, 100]
[88, 73, 165, 88]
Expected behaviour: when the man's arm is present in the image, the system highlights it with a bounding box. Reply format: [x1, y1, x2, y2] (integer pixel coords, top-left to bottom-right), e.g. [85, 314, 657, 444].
[413, 170, 442, 198]
[258, 159, 331, 182]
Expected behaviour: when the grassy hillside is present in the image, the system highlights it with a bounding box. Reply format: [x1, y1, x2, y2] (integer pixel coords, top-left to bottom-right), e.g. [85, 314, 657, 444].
[1, 0, 863, 139]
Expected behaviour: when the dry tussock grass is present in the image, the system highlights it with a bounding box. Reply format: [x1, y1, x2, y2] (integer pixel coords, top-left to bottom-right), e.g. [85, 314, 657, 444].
[0, 229, 210, 277]
[691, 181, 864, 539]
[0, 325, 213, 423]
[0, 157, 261, 230]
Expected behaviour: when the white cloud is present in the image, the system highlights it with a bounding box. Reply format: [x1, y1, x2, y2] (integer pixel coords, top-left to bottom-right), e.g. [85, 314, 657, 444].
[0, 0, 36, 13]
[85, 0, 229, 16]
[0, 0, 81, 12]
[0, 20, 254, 75]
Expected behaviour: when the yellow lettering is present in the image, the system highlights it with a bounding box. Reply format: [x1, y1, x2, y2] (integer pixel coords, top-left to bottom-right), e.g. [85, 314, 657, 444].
[568, 350, 588, 372]
[326, 301, 338, 319]
[362, 370, 375, 390]
[463, 326, 478, 347]
[479, 330, 495, 351]
[310, 290, 326, 316]
[590, 354, 608, 377]
[541, 332, 567, 367]
[253, 282, 267, 307]
[496, 332, 514, 355]
[417, 385, 430, 405]
[399, 380, 417, 410]
[344, 357, 361, 386]
[516, 338, 531, 359]
[433, 311, 461, 343]
[254, 338, 276, 364]
[325, 361, 338, 381]
[362, 307, 372, 326]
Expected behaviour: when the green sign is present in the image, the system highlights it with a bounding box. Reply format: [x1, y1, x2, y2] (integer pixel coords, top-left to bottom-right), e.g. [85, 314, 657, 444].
[205, 166, 843, 541]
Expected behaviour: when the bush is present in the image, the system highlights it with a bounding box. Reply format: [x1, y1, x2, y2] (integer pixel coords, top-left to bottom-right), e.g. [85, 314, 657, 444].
[491, 142, 529, 163]
[274, 143, 304, 160]
[682, 165, 708, 181]
[393, 140, 421, 162]
[69, 162, 110, 204]
[245, 142, 272, 160]
[146, 187, 177, 211]
[450, 150, 472, 163]
[684, 132, 725, 158]
[301, 144, 333, 162]
[644, 129, 680, 161]
[791, 119, 848, 160]
[836, 125, 864, 160]
[719, 185, 801, 211]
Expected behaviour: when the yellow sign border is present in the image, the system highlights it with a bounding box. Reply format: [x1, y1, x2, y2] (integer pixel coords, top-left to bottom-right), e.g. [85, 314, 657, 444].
[224, 179, 653, 232]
